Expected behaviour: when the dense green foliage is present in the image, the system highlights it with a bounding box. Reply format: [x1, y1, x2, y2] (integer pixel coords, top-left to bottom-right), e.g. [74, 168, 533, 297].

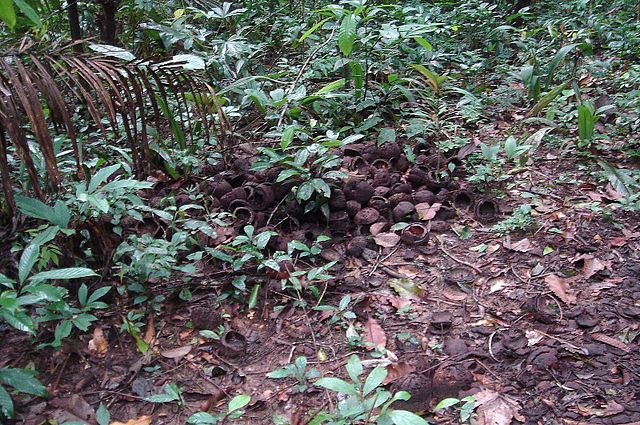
[0, 0, 639, 421]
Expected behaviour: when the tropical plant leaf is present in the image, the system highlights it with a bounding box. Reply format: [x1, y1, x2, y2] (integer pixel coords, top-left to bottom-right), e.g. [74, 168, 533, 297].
[0, 0, 16, 29]
[18, 243, 40, 284]
[338, 13, 357, 57]
[0, 383, 13, 418]
[13, 0, 41, 28]
[0, 310, 35, 334]
[363, 366, 387, 396]
[544, 43, 579, 89]
[30, 267, 98, 282]
[386, 410, 430, 425]
[0, 368, 47, 397]
[314, 377, 359, 396]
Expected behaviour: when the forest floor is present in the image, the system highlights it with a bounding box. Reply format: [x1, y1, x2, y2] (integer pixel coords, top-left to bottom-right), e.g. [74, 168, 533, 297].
[3, 93, 640, 425]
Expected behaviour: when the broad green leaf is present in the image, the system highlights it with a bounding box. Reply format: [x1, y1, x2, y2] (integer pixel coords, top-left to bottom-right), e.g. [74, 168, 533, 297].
[13, 0, 41, 28]
[53, 320, 73, 346]
[254, 231, 273, 250]
[88, 44, 136, 61]
[88, 286, 111, 305]
[187, 412, 218, 424]
[0, 384, 14, 418]
[411, 64, 446, 93]
[161, 54, 205, 70]
[72, 313, 96, 331]
[598, 160, 635, 197]
[504, 136, 517, 159]
[30, 267, 98, 282]
[526, 83, 567, 117]
[434, 397, 460, 410]
[413, 36, 432, 51]
[338, 13, 356, 57]
[145, 393, 177, 403]
[578, 103, 596, 141]
[228, 394, 251, 412]
[281, 125, 296, 150]
[25, 284, 64, 302]
[544, 43, 579, 89]
[346, 355, 363, 383]
[378, 128, 397, 144]
[31, 226, 60, 247]
[96, 403, 110, 425]
[1, 310, 35, 334]
[0, 368, 47, 397]
[78, 283, 88, 306]
[267, 366, 294, 379]
[88, 164, 121, 193]
[18, 243, 40, 284]
[311, 178, 331, 198]
[0, 273, 16, 289]
[314, 377, 359, 396]
[386, 410, 430, 425]
[350, 61, 363, 97]
[363, 366, 387, 396]
[248, 284, 260, 310]
[165, 383, 182, 399]
[15, 196, 54, 222]
[297, 181, 315, 201]
[298, 17, 331, 43]
[0, 0, 16, 29]
[313, 78, 346, 96]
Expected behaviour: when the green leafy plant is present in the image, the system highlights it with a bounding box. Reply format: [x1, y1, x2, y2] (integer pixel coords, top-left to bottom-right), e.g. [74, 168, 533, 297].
[0, 240, 97, 336]
[37, 283, 111, 348]
[252, 131, 352, 216]
[120, 310, 150, 354]
[492, 204, 535, 236]
[187, 394, 251, 424]
[577, 101, 598, 146]
[434, 396, 476, 423]
[0, 367, 47, 420]
[311, 355, 429, 425]
[145, 382, 184, 406]
[267, 356, 321, 393]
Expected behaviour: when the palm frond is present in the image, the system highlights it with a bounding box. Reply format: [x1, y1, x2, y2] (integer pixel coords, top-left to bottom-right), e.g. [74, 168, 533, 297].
[0, 43, 228, 216]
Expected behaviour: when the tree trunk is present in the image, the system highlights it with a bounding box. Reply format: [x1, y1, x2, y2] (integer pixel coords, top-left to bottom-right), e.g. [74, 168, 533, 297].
[67, 0, 83, 53]
[98, 0, 120, 44]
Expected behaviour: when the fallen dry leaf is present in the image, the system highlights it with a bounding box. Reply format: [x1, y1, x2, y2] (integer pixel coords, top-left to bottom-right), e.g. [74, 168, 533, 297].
[363, 317, 387, 350]
[503, 237, 531, 252]
[442, 286, 468, 301]
[143, 313, 155, 344]
[475, 389, 520, 425]
[111, 416, 153, 425]
[370, 222, 387, 236]
[415, 202, 441, 220]
[397, 265, 419, 279]
[608, 236, 627, 247]
[88, 326, 109, 355]
[383, 362, 416, 384]
[386, 296, 412, 310]
[581, 256, 607, 280]
[590, 333, 630, 353]
[160, 345, 192, 360]
[545, 274, 577, 304]
[373, 232, 400, 248]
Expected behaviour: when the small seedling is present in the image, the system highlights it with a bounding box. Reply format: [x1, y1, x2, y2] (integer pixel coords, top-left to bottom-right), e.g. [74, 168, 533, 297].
[187, 394, 251, 424]
[434, 395, 476, 423]
[267, 356, 321, 392]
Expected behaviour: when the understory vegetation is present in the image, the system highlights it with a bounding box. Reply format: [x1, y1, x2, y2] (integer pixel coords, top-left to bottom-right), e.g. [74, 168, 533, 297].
[0, 0, 639, 423]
